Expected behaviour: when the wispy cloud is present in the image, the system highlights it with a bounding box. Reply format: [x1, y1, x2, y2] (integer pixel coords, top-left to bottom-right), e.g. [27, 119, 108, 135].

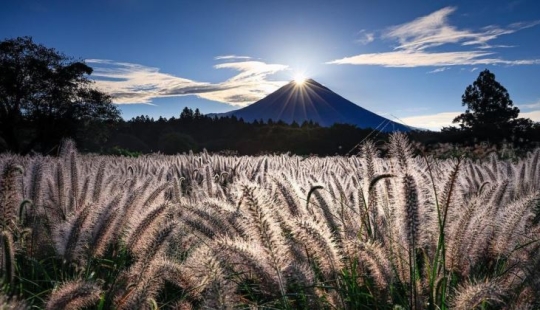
[399, 109, 540, 130]
[87, 58, 289, 106]
[399, 112, 460, 130]
[214, 55, 252, 60]
[355, 30, 375, 45]
[518, 100, 540, 109]
[428, 67, 450, 73]
[328, 6, 540, 67]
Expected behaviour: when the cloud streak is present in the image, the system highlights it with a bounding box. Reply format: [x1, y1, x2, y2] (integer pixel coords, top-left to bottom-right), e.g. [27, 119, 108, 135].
[328, 7, 540, 67]
[87, 58, 289, 106]
[355, 30, 375, 45]
[399, 112, 461, 130]
[519, 100, 540, 109]
[399, 109, 540, 130]
[214, 55, 252, 60]
[428, 67, 450, 73]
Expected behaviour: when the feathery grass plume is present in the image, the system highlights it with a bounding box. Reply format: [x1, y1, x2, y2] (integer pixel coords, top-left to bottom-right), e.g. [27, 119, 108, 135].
[216, 238, 280, 296]
[488, 152, 499, 174]
[310, 187, 343, 244]
[361, 140, 378, 181]
[76, 176, 90, 211]
[364, 173, 395, 241]
[88, 195, 122, 257]
[292, 264, 329, 306]
[53, 161, 67, 219]
[116, 261, 168, 310]
[27, 159, 44, 208]
[482, 158, 498, 183]
[199, 278, 238, 310]
[501, 161, 517, 201]
[247, 157, 261, 182]
[1, 230, 15, 287]
[169, 246, 224, 304]
[45, 280, 102, 310]
[401, 174, 420, 251]
[156, 166, 165, 182]
[473, 165, 485, 184]
[329, 171, 347, 201]
[202, 164, 214, 196]
[115, 179, 152, 229]
[360, 140, 382, 230]
[69, 151, 79, 208]
[436, 158, 461, 230]
[181, 206, 232, 240]
[466, 162, 479, 192]
[455, 213, 494, 276]
[423, 157, 460, 303]
[488, 179, 509, 209]
[171, 177, 182, 202]
[527, 149, 540, 190]
[292, 218, 343, 279]
[156, 257, 204, 301]
[142, 182, 171, 207]
[1, 162, 24, 231]
[514, 162, 527, 196]
[330, 183, 360, 240]
[305, 185, 324, 215]
[355, 240, 394, 291]
[446, 195, 483, 271]
[271, 174, 304, 217]
[492, 193, 538, 257]
[58, 139, 77, 158]
[91, 160, 107, 203]
[136, 221, 177, 263]
[126, 203, 169, 255]
[389, 132, 414, 173]
[0, 293, 29, 310]
[400, 173, 421, 309]
[450, 280, 504, 310]
[17, 199, 32, 229]
[240, 186, 290, 301]
[53, 202, 93, 261]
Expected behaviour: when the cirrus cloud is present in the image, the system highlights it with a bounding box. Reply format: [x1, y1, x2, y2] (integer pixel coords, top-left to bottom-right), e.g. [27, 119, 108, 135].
[87, 58, 289, 106]
[328, 6, 540, 67]
[399, 109, 540, 131]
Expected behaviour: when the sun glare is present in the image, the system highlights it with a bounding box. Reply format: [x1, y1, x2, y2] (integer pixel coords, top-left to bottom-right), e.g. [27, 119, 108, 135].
[293, 73, 307, 85]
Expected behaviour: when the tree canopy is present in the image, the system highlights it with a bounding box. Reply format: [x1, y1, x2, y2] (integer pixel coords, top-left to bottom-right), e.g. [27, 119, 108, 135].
[451, 69, 532, 142]
[0, 36, 120, 153]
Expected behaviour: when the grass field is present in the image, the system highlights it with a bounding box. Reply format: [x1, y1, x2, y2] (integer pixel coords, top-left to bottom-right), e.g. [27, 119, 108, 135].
[1, 134, 539, 309]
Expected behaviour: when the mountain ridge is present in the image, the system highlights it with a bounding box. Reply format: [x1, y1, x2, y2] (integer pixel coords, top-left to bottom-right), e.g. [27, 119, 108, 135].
[210, 79, 412, 132]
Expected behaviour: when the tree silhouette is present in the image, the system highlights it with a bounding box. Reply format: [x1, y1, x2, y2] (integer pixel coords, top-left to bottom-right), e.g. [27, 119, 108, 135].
[452, 69, 527, 142]
[0, 36, 120, 153]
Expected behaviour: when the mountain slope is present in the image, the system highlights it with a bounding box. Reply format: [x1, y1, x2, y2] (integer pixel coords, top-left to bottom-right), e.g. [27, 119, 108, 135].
[214, 79, 411, 132]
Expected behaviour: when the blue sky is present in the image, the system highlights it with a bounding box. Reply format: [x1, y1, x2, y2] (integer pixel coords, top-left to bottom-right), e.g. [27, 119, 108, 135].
[2, 0, 540, 130]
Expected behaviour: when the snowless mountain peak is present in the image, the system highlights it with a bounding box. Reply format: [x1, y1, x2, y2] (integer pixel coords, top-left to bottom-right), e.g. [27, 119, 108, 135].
[215, 78, 411, 132]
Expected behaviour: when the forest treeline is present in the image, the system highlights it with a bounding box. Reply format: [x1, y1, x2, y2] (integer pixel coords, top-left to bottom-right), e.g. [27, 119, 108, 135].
[83, 107, 540, 156]
[99, 108, 384, 156]
[3, 105, 540, 156]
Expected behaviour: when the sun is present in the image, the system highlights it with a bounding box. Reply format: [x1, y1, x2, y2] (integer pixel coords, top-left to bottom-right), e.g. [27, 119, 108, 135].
[293, 73, 307, 85]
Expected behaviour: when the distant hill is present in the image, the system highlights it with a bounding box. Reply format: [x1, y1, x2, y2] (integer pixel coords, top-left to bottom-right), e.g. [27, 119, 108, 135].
[210, 79, 411, 132]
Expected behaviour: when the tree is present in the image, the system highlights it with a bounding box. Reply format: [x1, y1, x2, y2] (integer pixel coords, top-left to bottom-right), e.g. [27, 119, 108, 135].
[452, 69, 530, 142]
[0, 36, 120, 153]
[180, 107, 194, 120]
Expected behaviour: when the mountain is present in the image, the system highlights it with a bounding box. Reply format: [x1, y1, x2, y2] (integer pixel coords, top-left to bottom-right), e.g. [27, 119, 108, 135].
[212, 79, 411, 132]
